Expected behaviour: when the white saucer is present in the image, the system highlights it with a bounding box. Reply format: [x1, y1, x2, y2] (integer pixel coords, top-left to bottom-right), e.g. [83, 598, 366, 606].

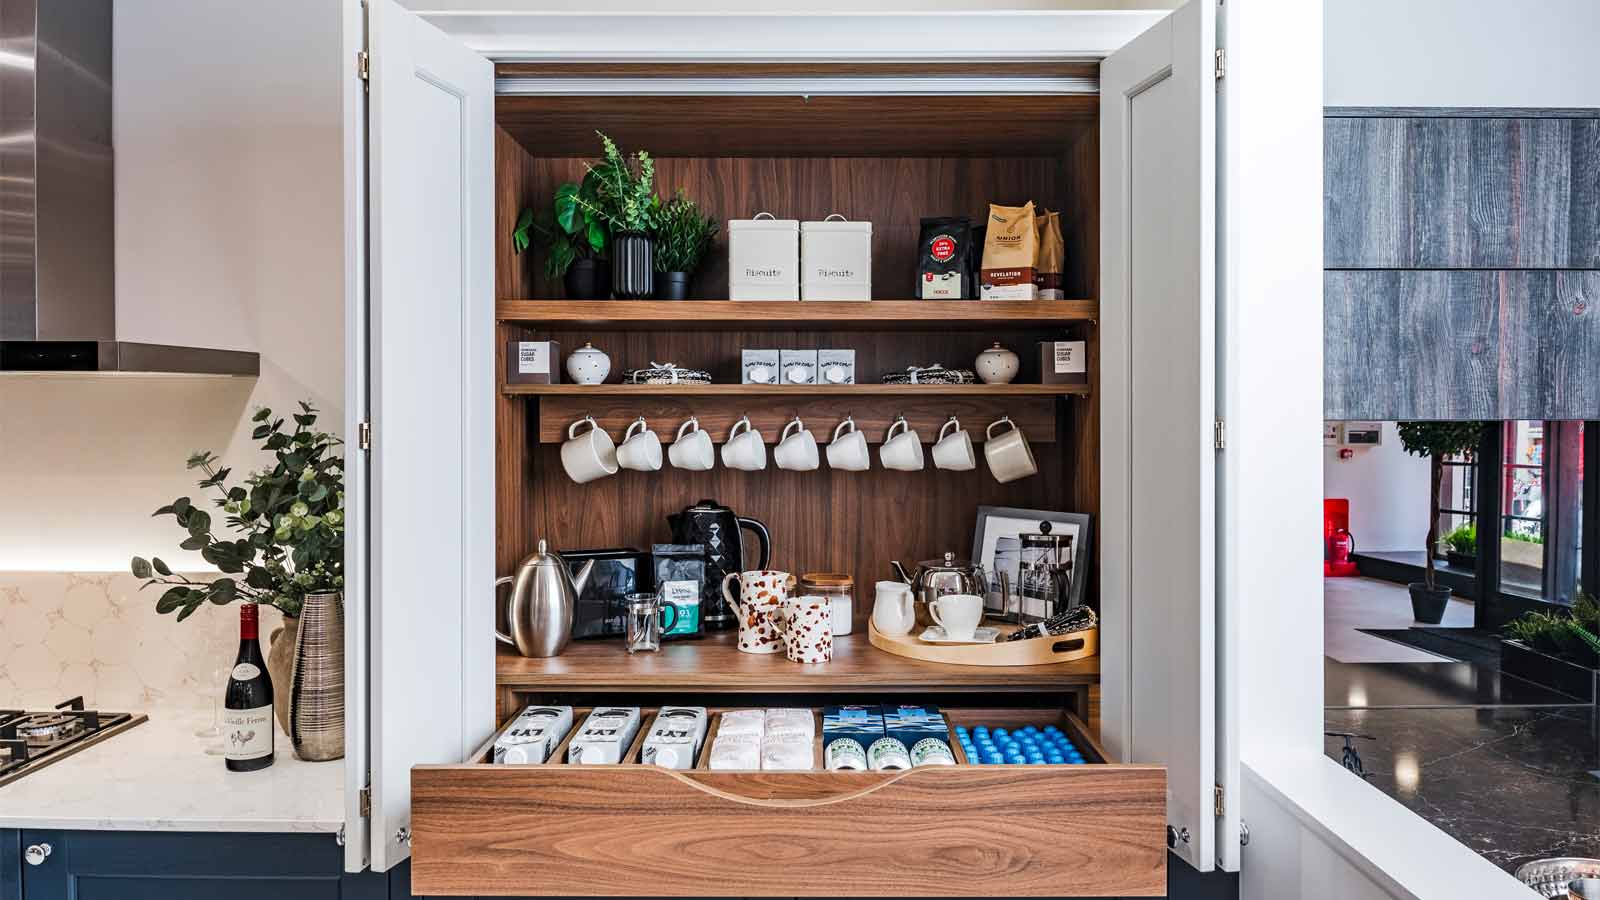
[918, 625, 1000, 645]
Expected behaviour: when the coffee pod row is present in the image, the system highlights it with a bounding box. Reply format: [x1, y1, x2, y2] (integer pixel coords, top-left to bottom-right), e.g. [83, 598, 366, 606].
[560, 414, 1038, 484]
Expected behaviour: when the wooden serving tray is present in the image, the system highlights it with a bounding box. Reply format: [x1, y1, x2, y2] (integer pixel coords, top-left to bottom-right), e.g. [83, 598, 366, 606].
[866, 619, 1097, 666]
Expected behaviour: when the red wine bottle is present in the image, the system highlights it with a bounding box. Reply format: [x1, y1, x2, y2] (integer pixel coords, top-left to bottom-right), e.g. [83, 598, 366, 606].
[223, 603, 275, 771]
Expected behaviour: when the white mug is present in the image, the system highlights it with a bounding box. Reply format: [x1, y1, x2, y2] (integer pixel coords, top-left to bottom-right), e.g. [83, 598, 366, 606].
[932, 416, 976, 472]
[984, 417, 1037, 484]
[668, 417, 715, 471]
[774, 418, 820, 471]
[872, 581, 916, 636]
[929, 592, 984, 641]
[879, 416, 925, 472]
[560, 416, 618, 484]
[777, 596, 834, 664]
[721, 415, 768, 471]
[616, 417, 663, 472]
[826, 417, 871, 471]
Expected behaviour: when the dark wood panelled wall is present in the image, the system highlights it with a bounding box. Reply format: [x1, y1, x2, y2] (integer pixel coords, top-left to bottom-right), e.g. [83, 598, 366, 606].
[492, 86, 1101, 610]
[1324, 108, 1600, 421]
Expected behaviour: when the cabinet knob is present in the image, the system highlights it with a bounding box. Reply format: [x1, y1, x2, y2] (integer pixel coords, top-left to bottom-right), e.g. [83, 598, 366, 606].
[25, 842, 52, 866]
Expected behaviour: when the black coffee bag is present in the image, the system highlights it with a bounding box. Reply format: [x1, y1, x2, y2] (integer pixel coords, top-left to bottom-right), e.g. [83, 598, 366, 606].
[916, 216, 972, 300]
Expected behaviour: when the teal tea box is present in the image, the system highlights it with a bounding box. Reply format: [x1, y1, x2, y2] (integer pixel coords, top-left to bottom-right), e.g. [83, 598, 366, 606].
[822, 704, 884, 771]
[882, 703, 956, 767]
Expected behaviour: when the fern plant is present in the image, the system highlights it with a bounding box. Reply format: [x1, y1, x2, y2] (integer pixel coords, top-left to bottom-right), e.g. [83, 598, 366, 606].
[652, 191, 718, 273]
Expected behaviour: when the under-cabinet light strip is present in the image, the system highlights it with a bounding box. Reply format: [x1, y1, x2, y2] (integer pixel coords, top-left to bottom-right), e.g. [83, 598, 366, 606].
[495, 76, 1099, 96]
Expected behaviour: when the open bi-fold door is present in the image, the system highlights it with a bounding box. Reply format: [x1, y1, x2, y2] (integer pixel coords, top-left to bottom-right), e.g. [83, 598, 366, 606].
[354, 0, 497, 873]
[1099, 0, 1232, 876]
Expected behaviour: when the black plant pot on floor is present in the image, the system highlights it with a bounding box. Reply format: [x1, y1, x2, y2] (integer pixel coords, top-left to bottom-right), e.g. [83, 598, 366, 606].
[1408, 582, 1452, 624]
[611, 232, 655, 300]
[563, 259, 604, 300]
[656, 271, 690, 300]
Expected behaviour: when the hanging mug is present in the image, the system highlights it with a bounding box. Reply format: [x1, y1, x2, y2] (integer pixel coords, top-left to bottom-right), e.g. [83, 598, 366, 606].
[560, 416, 618, 484]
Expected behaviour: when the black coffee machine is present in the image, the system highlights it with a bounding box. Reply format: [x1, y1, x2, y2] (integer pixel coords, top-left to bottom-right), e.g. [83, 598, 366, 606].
[667, 499, 771, 631]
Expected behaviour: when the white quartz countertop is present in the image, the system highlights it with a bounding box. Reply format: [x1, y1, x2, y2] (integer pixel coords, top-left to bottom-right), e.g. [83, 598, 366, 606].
[0, 706, 344, 833]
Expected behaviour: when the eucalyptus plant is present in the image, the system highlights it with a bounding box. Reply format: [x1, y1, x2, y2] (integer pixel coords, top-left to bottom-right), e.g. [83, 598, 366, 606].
[132, 403, 344, 620]
[572, 131, 657, 234]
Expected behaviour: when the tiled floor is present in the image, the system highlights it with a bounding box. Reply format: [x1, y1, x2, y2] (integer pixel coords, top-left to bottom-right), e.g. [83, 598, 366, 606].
[1323, 575, 1599, 878]
[1324, 576, 1474, 663]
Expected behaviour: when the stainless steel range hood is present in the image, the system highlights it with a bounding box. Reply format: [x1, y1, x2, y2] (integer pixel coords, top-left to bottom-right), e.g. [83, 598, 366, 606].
[0, 0, 257, 376]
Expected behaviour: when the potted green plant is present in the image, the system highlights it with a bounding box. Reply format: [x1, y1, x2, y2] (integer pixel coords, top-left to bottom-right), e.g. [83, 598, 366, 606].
[651, 190, 719, 300]
[1396, 421, 1481, 623]
[132, 403, 345, 757]
[569, 131, 658, 299]
[1502, 594, 1600, 700]
[518, 171, 610, 300]
[1441, 522, 1476, 570]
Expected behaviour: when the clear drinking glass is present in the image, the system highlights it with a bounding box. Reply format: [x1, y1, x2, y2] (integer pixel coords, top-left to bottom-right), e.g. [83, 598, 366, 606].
[625, 592, 672, 653]
[197, 664, 230, 755]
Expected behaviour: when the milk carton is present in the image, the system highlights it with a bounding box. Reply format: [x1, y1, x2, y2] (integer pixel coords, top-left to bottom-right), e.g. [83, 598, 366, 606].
[823, 705, 884, 771]
[491, 705, 574, 765]
[639, 706, 709, 770]
[567, 707, 642, 765]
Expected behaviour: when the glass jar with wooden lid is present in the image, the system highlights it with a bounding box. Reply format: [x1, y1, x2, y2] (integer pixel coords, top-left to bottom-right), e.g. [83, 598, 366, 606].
[799, 572, 855, 636]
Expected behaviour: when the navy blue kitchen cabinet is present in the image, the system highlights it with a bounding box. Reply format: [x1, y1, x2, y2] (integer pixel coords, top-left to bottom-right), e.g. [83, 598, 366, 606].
[0, 830, 385, 900]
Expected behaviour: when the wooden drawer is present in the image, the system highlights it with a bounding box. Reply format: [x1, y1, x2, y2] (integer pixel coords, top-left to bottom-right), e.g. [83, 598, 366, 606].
[410, 707, 1165, 897]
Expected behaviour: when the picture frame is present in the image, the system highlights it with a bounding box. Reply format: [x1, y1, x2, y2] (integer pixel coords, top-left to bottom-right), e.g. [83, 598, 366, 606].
[971, 506, 1092, 616]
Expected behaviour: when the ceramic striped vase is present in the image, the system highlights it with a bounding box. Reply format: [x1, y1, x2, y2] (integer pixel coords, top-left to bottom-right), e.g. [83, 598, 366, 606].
[610, 231, 655, 299]
[288, 591, 345, 761]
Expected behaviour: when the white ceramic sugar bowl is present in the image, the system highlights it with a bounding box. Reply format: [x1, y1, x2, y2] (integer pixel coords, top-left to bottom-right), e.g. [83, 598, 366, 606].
[975, 343, 1020, 384]
[566, 342, 611, 385]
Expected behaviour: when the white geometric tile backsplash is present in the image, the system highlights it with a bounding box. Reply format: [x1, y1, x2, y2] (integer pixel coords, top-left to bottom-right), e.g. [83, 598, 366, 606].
[0, 572, 284, 711]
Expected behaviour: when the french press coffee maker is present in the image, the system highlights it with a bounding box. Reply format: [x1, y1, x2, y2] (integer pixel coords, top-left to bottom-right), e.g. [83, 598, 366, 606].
[1018, 522, 1074, 623]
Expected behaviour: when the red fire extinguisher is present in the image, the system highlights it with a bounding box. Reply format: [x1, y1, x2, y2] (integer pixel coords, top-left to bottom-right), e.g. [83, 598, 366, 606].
[1329, 528, 1355, 565]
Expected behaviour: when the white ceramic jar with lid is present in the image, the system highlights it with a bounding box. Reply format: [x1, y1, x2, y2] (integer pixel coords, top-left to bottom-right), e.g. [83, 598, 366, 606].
[729, 213, 800, 301]
[801, 214, 872, 301]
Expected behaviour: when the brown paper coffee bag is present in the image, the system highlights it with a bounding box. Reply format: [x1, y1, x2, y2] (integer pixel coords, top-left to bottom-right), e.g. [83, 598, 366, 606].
[1034, 210, 1065, 300]
[979, 202, 1038, 300]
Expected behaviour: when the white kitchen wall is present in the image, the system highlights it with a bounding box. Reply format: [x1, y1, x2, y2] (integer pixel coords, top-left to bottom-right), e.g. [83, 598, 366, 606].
[0, 0, 344, 573]
[1325, 0, 1600, 108]
[1324, 423, 1431, 552]
[0, 0, 343, 704]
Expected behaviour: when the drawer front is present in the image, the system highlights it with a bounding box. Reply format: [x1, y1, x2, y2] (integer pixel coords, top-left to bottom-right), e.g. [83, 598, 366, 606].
[410, 762, 1165, 897]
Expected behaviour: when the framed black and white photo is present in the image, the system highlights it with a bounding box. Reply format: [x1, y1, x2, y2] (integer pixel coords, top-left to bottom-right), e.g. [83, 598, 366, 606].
[972, 506, 1092, 619]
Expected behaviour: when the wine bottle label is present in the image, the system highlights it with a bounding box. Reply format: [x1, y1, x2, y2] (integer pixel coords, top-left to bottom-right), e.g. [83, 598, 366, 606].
[223, 705, 274, 760]
[231, 662, 261, 680]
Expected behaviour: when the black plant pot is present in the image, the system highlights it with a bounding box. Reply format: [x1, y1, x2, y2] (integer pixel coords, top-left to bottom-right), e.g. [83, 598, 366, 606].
[656, 271, 691, 300]
[1407, 582, 1452, 624]
[563, 259, 604, 300]
[611, 232, 655, 300]
[1444, 550, 1476, 571]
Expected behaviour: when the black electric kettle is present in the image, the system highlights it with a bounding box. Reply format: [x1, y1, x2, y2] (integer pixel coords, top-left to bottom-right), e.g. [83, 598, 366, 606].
[667, 499, 771, 631]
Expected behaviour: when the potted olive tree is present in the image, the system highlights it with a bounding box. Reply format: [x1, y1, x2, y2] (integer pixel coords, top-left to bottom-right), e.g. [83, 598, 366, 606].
[651, 190, 718, 300]
[1396, 421, 1480, 623]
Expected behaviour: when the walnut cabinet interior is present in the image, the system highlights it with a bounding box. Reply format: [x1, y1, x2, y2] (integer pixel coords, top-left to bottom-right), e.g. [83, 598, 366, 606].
[406, 62, 1165, 899]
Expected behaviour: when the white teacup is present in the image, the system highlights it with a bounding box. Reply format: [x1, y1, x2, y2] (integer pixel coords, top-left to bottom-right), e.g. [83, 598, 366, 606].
[774, 418, 820, 471]
[879, 416, 925, 472]
[826, 417, 871, 471]
[668, 417, 715, 471]
[616, 416, 663, 472]
[931, 416, 976, 471]
[560, 416, 618, 484]
[929, 593, 984, 642]
[721, 415, 768, 471]
[984, 416, 1037, 484]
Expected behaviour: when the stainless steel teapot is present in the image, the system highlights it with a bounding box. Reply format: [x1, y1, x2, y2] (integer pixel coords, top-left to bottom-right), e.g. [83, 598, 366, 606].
[496, 540, 594, 658]
[891, 552, 986, 627]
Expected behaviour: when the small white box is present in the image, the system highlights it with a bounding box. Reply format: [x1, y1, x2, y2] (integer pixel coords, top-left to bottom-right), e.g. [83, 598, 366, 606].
[817, 349, 855, 385]
[779, 349, 818, 386]
[801, 216, 872, 301]
[729, 214, 800, 301]
[741, 349, 780, 385]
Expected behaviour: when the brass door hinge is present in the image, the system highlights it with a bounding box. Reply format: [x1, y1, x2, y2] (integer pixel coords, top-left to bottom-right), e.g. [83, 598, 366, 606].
[358, 420, 372, 451]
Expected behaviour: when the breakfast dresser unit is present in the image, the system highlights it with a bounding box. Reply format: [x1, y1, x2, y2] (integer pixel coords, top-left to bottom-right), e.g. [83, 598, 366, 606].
[347, 1, 1225, 895]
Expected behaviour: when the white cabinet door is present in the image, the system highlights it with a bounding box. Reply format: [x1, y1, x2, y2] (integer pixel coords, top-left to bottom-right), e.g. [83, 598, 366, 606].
[364, 0, 495, 873]
[1099, 0, 1220, 875]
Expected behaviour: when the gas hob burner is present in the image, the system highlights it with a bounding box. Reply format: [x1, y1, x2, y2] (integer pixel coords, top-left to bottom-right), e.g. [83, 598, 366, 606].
[14, 712, 87, 747]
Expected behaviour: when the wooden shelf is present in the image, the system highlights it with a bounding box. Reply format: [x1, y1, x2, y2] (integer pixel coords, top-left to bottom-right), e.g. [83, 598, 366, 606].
[496, 299, 1098, 330]
[505, 382, 1089, 397]
[496, 631, 1099, 694]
